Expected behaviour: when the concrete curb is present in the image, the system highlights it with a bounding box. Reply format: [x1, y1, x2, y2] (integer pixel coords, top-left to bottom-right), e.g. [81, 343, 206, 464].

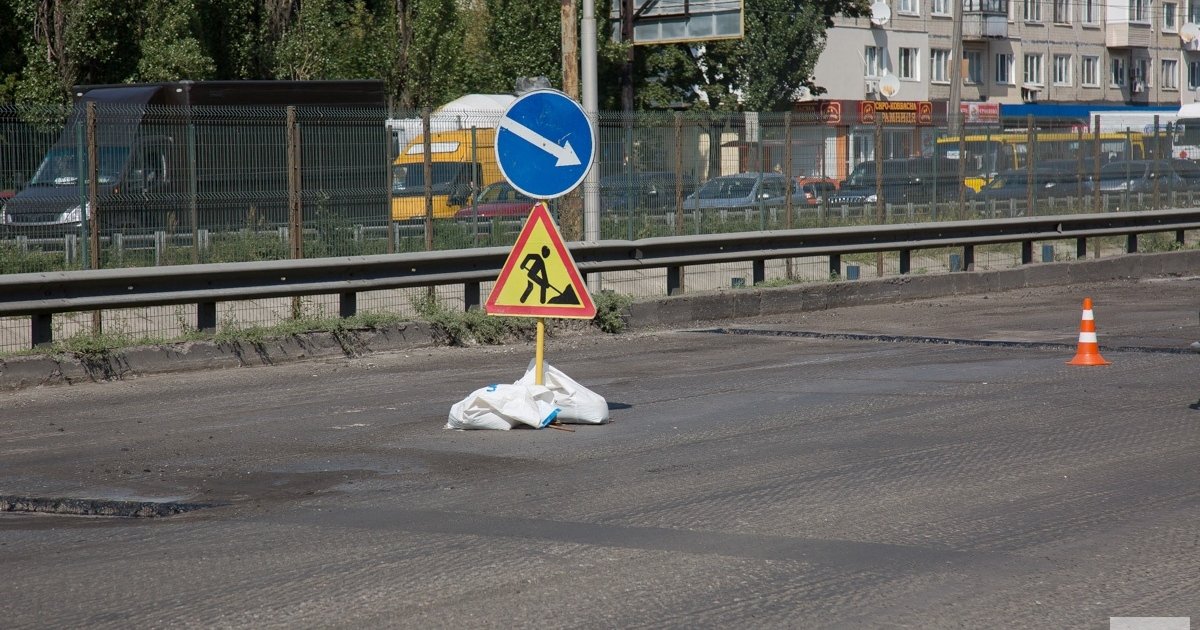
[3, 250, 1198, 390]
[624, 249, 1200, 329]
[0, 322, 438, 390]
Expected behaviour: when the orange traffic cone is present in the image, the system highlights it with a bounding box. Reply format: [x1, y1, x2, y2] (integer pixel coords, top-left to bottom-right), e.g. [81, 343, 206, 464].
[1067, 298, 1110, 366]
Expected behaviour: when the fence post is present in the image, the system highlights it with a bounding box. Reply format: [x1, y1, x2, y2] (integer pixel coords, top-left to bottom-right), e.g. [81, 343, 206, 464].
[874, 116, 884, 276]
[675, 112, 685, 236]
[422, 107, 433, 252]
[1093, 116, 1102, 213]
[86, 102, 103, 336]
[188, 114, 200, 263]
[783, 111, 793, 232]
[1026, 114, 1035, 217]
[287, 106, 303, 319]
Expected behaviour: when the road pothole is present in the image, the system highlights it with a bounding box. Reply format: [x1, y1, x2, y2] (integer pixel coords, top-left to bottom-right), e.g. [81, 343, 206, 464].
[0, 495, 214, 518]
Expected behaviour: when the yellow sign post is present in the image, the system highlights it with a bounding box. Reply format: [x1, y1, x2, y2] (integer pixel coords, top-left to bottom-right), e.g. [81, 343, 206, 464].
[486, 202, 595, 384]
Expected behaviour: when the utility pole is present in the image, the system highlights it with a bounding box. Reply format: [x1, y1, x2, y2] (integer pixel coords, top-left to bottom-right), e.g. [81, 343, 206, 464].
[948, 0, 964, 135]
[562, 0, 579, 99]
[582, 0, 600, 247]
[621, 0, 635, 111]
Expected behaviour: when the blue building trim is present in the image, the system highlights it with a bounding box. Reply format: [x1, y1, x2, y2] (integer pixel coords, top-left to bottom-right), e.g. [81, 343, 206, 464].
[999, 103, 1177, 121]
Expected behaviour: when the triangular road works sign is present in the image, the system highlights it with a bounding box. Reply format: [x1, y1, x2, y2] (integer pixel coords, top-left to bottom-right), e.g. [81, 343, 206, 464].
[486, 201, 596, 319]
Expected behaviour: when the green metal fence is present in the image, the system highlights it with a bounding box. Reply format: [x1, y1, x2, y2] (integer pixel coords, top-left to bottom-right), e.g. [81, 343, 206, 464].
[4, 104, 1193, 276]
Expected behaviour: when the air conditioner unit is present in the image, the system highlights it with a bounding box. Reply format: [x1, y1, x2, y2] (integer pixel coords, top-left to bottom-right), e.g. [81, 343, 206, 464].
[1132, 80, 1146, 93]
[865, 79, 880, 97]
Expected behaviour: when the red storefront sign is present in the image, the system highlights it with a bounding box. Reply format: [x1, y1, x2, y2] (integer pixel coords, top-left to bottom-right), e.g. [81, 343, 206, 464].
[960, 102, 1000, 124]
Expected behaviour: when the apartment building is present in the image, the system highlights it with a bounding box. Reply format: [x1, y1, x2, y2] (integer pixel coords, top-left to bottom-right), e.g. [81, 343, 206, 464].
[793, 0, 1195, 178]
[811, 0, 1193, 108]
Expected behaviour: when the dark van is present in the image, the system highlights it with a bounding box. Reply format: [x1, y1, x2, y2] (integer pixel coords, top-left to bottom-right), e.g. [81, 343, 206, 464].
[1, 81, 387, 235]
[826, 157, 970, 206]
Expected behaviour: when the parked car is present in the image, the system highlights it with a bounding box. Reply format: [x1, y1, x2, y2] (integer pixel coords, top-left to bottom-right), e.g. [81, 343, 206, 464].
[826, 157, 969, 206]
[682, 172, 800, 212]
[1082, 159, 1200, 194]
[452, 181, 536, 220]
[600, 171, 695, 212]
[975, 167, 1089, 202]
[794, 177, 839, 206]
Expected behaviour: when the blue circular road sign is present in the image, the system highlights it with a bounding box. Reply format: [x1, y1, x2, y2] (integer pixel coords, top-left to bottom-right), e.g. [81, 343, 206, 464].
[495, 89, 596, 200]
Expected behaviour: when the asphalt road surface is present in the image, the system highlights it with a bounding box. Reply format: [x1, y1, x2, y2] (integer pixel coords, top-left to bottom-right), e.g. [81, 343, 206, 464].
[2, 278, 1199, 628]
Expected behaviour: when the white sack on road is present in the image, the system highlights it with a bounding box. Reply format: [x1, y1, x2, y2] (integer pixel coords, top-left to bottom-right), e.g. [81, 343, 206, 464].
[515, 361, 610, 425]
[446, 383, 560, 430]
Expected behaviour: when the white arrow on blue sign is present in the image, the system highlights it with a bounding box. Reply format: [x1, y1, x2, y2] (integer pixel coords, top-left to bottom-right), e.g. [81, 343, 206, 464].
[495, 89, 596, 200]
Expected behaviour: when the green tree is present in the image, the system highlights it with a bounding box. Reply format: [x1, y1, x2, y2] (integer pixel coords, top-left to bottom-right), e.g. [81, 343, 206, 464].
[131, 0, 215, 82]
[474, 0, 562, 94]
[0, 0, 24, 103]
[396, 0, 464, 108]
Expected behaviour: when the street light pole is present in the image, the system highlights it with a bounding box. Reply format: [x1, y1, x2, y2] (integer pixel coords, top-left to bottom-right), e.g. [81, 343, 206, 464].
[948, 0, 964, 135]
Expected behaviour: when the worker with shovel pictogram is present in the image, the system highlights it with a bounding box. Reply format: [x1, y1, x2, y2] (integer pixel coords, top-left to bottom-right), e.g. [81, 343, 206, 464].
[519, 245, 580, 305]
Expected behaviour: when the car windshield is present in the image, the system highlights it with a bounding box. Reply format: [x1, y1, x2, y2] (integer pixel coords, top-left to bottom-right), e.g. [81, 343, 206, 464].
[476, 183, 529, 204]
[984, 173, 1024, 189]
[30, 146, 129, 187]
[694, 177, 755, 199]
[844, 165, 878, 187]
[392, 162, 474, 196]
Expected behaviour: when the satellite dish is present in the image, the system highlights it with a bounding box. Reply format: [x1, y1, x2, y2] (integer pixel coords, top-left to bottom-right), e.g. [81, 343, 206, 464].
[879, 73, 901, 98]
[869, 1, 891, 26]
[1181, 22, 1200, 44]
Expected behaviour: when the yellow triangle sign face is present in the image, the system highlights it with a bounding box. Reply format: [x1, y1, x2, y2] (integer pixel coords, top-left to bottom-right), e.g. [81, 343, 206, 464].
[486, 202, 596, 319]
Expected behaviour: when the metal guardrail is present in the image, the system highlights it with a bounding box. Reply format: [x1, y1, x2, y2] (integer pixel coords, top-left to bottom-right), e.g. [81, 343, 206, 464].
[3, 208, 1199, 348]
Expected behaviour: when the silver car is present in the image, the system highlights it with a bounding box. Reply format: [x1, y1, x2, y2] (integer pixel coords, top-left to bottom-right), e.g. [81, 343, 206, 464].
[682, 172, 800, 211]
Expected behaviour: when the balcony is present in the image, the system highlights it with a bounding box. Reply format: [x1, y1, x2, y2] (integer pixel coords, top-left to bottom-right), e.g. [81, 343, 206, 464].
[1106, 22, 1153, 48]
[962, 0, 1008, 39]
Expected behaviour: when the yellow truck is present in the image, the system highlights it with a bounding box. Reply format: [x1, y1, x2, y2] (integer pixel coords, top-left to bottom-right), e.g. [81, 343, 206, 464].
[391, 127, 504, 221]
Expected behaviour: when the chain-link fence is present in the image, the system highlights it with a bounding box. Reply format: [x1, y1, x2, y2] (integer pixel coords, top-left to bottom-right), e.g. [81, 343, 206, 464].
[3, 103, 1197, 352]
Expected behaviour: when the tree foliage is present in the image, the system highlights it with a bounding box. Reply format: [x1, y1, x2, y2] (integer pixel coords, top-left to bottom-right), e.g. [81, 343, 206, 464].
[0, 0, 860, 111]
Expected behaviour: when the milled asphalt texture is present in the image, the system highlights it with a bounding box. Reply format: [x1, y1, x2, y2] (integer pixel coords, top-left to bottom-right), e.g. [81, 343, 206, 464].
[4, 248, 1200, 390]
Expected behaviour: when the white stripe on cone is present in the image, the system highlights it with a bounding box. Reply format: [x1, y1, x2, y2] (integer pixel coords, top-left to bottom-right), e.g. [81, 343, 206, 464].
[1078, 332, 1098, 343]
[1082, 310, 1094, 321]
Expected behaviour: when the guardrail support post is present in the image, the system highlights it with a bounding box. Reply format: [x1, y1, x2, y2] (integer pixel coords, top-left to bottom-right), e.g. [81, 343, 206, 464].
[751, 260, 765, 286]
[899, 250, 911, 275]
[1076, 237, 1087, 258]
[339, 292, 357, 319]
[829, 254, 841, 278]
[197, 302, 217, 333]
[666, 266, 683, 296]
[464, 282, 481, 310]
[963, 245, 974, 271]
[1021, 241, 1033, 265]
[32, 313, 52, 348]
[1175, 229, 1185, 246]
[1126, 234, 1138, 254]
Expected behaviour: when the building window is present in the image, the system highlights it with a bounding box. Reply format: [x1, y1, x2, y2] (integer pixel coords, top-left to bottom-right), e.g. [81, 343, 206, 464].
[1082, 55, 1100, 86]
[1053, 54, 1072, 85]
[931, 49, 950, 83]
[1134, 58, 1151, 86]
[996, 53, 1015, 84]
[1111, 56, 1127, 86]
[1164, 2, 1178, 30]
[1083, 0, 1098, 22]
[1023, 0, 1042, 20]
[1163, 59, 1180, 89]
[899, 0, 919, 14]
[1189, 60, 1200, 89]
[865, 46, 882, 77]
[1054, 0, 1070, 22]
[1024, 53, 1045, 85]
[965, 50, 984, 83]
[899, 47, 920, 79]
[1132, 0, 1149, 21]
[932, 0, 950, 14]
[1190, 0, 1200, 22]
